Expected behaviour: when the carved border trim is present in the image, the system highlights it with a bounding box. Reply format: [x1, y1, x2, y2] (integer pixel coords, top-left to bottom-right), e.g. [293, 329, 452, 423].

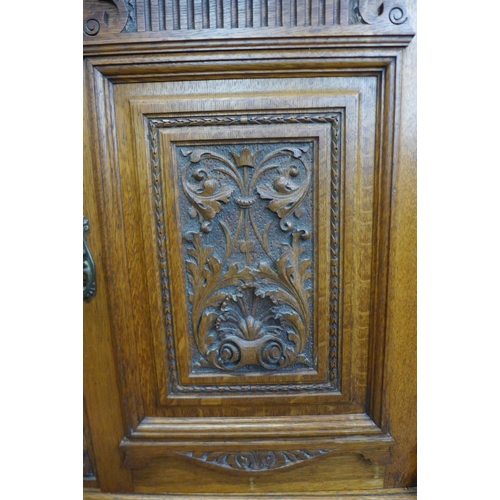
[147, 112, 341, 395]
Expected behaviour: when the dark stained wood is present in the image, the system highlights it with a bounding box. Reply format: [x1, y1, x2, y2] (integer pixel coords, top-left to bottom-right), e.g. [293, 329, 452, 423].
[83, 0, 416, 495]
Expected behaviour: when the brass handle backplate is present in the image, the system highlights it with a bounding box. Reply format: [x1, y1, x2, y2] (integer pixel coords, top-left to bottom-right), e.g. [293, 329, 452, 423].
[83, 215, 96, 300]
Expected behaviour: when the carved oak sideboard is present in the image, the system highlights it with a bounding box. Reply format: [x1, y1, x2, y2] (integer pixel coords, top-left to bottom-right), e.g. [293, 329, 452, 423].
[83, 0, 416, 497]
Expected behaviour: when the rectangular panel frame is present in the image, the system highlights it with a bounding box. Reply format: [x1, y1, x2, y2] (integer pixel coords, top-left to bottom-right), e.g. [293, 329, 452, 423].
[127, 90, 369, 407]
[160, 126, 329, 387]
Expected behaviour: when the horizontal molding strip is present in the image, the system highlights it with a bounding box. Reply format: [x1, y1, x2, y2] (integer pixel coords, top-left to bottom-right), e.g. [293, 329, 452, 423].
[84, 34, 414, 57]
[84, 488, 417, 499]
[128, 413, 381, 440]
[119, 414, 394, 469]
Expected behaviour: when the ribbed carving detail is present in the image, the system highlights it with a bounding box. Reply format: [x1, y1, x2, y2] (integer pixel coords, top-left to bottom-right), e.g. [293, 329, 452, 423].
[135, 0, 343, 30]
[84, 0, 410, 36]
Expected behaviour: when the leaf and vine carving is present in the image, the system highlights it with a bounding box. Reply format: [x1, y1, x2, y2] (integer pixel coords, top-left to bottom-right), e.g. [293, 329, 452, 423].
[180, 143, 313, 372]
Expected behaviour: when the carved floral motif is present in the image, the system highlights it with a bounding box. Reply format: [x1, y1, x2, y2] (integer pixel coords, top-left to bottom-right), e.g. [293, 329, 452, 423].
[181, 144, 313, 373]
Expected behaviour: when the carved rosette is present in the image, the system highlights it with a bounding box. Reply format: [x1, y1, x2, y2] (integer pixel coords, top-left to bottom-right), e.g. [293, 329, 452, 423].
[181, 144, 313, 373]
[179, 449, 332, 472]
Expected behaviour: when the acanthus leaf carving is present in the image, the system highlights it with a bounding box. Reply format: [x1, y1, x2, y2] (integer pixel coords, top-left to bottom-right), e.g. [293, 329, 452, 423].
[181, 143, 314, 373]
[256, 147, 311, 226]
[179, 449, 333, 472]
[181, 151, 235, 232]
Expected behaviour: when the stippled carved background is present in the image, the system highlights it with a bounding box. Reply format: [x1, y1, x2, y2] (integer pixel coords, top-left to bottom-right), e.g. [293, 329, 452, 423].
[176, 141, 315, 374]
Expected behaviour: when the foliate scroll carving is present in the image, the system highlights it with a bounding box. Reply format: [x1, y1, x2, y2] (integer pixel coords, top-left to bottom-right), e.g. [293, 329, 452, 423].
[148, 112, 341, 394]
[179, 449, 332, 472]
[179, 143, 314, 373]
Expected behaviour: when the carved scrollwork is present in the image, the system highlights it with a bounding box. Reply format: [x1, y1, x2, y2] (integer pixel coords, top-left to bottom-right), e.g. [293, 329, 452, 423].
[180, 449, 332, 472]
[388, 5, 407, 25]
[83, 0, 136, 36]
[83, 18, 102, 36]
[354, 0, 407, 25]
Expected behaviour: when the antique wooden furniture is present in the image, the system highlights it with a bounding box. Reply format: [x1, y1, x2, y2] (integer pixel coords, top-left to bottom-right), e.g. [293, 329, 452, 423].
[83, 0, 416, 497]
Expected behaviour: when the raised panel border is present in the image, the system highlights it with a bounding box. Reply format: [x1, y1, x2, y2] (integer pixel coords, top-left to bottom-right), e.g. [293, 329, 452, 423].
[125, 88, 370, 409]
[149, 118, 338, 397]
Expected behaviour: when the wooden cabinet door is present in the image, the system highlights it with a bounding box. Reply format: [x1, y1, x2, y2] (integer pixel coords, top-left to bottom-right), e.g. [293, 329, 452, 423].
[83, 0, 416, 496]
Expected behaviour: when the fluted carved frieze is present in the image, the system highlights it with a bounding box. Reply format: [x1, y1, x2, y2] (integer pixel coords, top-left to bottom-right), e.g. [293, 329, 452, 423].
[84, 0, 408, 37]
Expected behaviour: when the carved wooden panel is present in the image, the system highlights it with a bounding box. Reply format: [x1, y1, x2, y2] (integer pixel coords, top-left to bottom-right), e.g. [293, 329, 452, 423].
[178, 141, 316, 373]
[83, 0, 417, 489]
[145, 113, 342, 399]
[84, 27, 416, 489]
[100, 75, 377, 416]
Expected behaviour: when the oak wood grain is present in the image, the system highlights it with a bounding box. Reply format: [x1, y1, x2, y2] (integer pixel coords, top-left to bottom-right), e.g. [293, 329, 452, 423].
[84, 59, 134, 492]
[133, 454, 385, 493]
[382, 0, 416, 488]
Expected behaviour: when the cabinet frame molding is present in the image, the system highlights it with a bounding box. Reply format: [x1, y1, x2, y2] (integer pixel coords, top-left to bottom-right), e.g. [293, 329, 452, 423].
[84, 32, 413, 488]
